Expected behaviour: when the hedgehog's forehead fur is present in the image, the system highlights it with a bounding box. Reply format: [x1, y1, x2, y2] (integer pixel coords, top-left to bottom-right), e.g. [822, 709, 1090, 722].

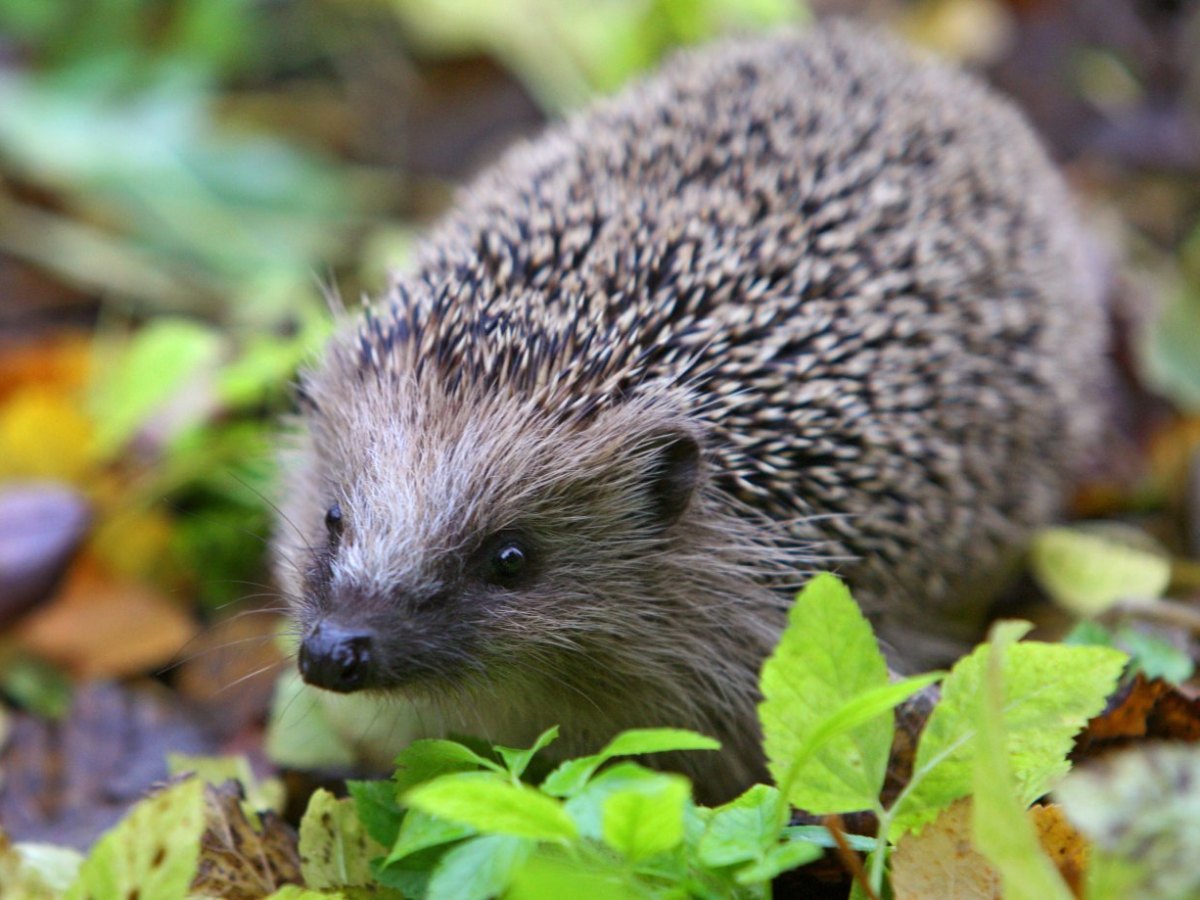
[300, 304, 706, 588]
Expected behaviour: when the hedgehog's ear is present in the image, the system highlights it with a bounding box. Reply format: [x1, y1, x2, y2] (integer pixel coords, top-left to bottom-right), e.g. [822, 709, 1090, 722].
[641, 430, 702, 528]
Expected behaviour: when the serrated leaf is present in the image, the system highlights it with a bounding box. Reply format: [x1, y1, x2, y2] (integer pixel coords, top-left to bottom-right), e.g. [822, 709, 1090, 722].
[386, 810, 475, 864]
[599, 728, 721, 757]
[972, 623, 1074, 900]
[347, 780, 405, 850]
[888, 628, 1126, 839]
[541, 756, 604, 798]
[698, 784, 783, 867]
[426, 835, 532, 900]
[493, 726, 559, 779]
[564, 762, 672, 842]
[734, 840, 822, 884]
[66, 778, 206, 900]
[1030, 526, 1171, 617]
[394, 739, 505, 793]
[600, 772, 690, 861]
[540, 727, 717, 798]
[759, 573, 894, 813]
[298, 789, 385, 889]
[405, 773, 577, 842]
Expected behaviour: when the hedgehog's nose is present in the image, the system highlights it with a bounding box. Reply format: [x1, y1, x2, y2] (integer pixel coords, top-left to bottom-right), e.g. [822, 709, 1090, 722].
[299, 623, 374, 693]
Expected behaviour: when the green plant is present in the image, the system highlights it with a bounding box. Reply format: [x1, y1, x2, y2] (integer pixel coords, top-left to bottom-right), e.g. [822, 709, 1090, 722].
[14, 574, 1133, 898]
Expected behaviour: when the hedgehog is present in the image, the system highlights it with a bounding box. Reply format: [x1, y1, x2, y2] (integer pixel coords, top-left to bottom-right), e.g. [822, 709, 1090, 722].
[273, 22, 1107, 799]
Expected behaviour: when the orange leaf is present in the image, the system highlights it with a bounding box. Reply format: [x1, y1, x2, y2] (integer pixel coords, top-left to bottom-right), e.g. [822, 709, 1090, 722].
[892, 799, 1090, 900]
[0, 334, 92, 402]
[14, 558, 198, 678]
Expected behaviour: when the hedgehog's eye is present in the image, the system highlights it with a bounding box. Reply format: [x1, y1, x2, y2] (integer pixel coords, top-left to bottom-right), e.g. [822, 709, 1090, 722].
[325, 503, 344, 538]
[489, 540, 528, 585]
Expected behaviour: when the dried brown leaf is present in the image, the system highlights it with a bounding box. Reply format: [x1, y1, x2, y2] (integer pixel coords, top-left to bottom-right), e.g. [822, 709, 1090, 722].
[190, 782, 302, 899]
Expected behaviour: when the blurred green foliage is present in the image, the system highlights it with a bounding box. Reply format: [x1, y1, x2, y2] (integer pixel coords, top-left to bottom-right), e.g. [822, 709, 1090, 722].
[390, 0, 805, 109]
[0, 0, 361, 321]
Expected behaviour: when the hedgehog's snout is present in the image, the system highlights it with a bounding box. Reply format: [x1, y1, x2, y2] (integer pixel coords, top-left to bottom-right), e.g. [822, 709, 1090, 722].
[299, 620, 375, 693]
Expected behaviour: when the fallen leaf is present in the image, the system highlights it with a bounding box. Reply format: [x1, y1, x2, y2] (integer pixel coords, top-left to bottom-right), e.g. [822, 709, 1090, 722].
[892, 798, 1002, 899]
[298, 789, 385, 890]
[191, 781, 303, 899]
[892, 799, 1089, 900]
[1030, 805, 1089, 897]
[1072, 674, 1200, 763]
[13, 557, 198, 678]
[66, 778, 206, 900]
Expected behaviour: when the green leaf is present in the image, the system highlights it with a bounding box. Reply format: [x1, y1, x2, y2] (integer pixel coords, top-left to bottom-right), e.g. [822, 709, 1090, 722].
[405, 773, 578, 842]
[540, 727, 718, 798]
[298, 789, 386, 889]
[347, 779, 405, 849]
[264, 886, 342, 899]
[888, 627, 1127, 839]
[564, 762, 676, 842]
[90, 318, 223, 456]
[394, 740, 505, 793]
[734, 840, 822, 885]
[971, 622, 1074, 900]
[758, 573, 895, 813]
[599, 728, 721, 757]
[1030, 525, 1171, 617]
[493, 726, 560, 780]
[1056, 743, 1200, 900]
[506, 851, 630, 900]
[66, 778, 206, 900]
[600, 772, 690, 861]
[540, 756, 603, 798]
[1143, 283, 1200, 412]
[783, 825, 876, 853]
[386, 810, 475, 864]
[372, 845, 444, 898]
[697, 784, 783, 867]
[426, 835, 533, 900]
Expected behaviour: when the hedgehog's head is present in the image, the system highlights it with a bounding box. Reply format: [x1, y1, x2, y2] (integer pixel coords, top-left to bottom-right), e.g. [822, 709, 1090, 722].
[272, 302, 738, 723]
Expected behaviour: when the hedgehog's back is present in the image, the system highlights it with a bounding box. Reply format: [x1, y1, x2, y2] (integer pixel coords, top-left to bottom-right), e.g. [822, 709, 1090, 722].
[376, 23, 1105, 662]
